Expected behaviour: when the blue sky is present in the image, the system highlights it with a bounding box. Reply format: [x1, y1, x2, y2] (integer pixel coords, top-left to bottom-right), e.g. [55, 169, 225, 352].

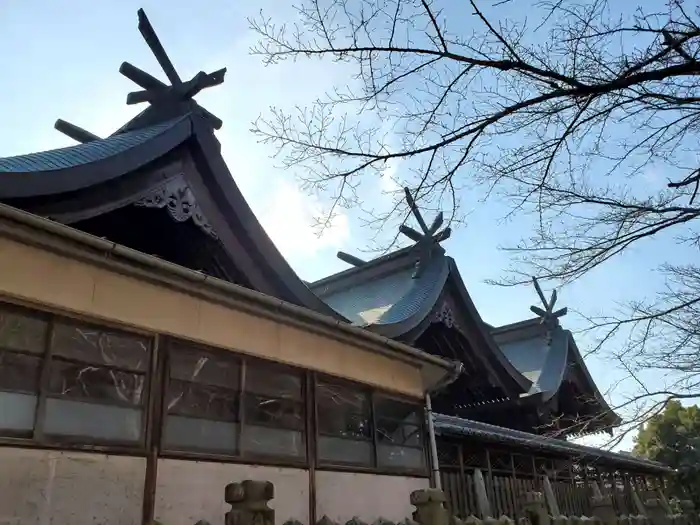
[0, 0, 687, 448]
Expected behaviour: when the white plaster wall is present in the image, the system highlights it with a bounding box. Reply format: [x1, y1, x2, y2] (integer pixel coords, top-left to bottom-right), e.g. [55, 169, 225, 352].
[316, 471, 429, 523]
[155, 459, 309, 525]
[0, 447, 145, 525]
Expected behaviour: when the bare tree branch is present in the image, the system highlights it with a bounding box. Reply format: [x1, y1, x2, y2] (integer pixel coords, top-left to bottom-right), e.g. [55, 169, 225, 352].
[250, 0, 700, 436]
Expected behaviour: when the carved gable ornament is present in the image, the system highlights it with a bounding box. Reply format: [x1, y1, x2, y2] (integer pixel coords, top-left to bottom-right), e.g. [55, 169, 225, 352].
[135, 176, 218, 239]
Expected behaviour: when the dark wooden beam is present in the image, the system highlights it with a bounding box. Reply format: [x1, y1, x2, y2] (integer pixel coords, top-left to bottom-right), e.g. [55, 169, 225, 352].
[54, 119, 101, 144]
[337, 251, 366, 267]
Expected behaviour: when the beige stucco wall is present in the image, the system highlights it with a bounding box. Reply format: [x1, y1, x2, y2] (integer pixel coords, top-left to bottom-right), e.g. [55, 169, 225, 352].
[0, 448, 145, 525]
[315, 471, 429, 523]
[0, 235, 424, 397]
[155, 459, 309, 525]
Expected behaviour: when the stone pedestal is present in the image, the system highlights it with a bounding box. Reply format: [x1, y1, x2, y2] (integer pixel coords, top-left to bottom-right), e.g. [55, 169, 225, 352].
[225, 480, 275, 525]
[411, 489, 449, 525]
[521, 492, 550, 525]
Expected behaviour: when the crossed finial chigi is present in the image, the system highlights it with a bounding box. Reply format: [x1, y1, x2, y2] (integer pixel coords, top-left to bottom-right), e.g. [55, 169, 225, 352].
[529, 276, 568, 326]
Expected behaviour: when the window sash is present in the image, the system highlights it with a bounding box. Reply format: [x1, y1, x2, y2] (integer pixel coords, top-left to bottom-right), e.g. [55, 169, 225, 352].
[314, 376, 428, 472]
[0, 302, 428, 475]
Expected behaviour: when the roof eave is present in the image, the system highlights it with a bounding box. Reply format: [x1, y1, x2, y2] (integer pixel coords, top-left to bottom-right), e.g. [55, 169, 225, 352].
[0, 116, 194, 199]
[188, 116, 348, 321]
[446, 258, 532, 394]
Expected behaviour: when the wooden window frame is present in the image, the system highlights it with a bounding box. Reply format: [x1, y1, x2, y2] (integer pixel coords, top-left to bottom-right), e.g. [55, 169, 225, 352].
[158, 338, 309, 468]
[0, 300, 430, 476]
[0, 301, 155, 454]
[313, 373, 430, 477]
[41, 317, 153, 447]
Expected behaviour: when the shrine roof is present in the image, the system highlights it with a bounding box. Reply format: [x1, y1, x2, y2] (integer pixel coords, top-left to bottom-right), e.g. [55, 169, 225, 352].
[0, 9, 346, 320]
[491, 317, 621, 427]
[311, 247, 449, 336]
[434, 413, 671, 474]
[311, 245, 532, 397]
[0, 116, 192, 198]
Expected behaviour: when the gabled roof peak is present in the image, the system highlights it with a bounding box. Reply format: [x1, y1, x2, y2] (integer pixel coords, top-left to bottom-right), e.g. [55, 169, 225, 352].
[54, 9, 226, 146]
[337, 187, 451, 278]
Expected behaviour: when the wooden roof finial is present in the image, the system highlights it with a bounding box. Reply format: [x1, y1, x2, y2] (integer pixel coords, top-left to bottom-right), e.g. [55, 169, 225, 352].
[54, 119, 101, 144]
[400, 187, 451, 278]
[336, 251, 366, 267]
[119, 9, 226, 130]
[529, 276, 568, 326]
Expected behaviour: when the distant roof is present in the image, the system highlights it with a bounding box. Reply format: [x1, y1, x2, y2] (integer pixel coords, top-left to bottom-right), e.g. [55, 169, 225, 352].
[434, 413, 671, 474]
[312, 248, 531, 397]
[491, 318, 621, 427]
[492, 318, 568, 400]
[313, 246, 448, 336]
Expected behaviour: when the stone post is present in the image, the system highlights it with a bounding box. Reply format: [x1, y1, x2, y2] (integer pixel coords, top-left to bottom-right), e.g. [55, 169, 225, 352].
[225, 480, 275, 525]
[521, 492, 550, 525]
[411, 488, 449, 525]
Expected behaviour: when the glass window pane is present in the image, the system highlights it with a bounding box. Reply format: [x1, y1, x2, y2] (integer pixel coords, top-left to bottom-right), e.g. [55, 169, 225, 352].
[43, 398, 142, 442]
[377, 422, 423, 447]
[317, 436, 373, 465]
[48, 360, 144, 406]
[241, 426, 305, 459]
[166, 379, 238, 421]
[169, 343, 239, 389]
[374, 396, 422, 425]
[51, 322, 149, 372]
[316, 380, 371, 439]
[0, 351, 42, 394]
[163, 415, 238, 453]
[244, 363, 301, 400]
[377, 445, 425, 470]
[0, 308, 48, 354]
[244, 394, 304, 430]
[0, 391, 37, 432]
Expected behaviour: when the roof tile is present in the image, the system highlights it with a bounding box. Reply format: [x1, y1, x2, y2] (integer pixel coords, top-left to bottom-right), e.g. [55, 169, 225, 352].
[0, 117, 186, 173]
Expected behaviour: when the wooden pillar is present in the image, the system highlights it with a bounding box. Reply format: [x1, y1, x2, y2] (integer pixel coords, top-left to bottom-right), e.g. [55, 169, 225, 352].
[486, 448, 495, 509]
[458, 444, 468, 517]
[305, 371, 317, 525]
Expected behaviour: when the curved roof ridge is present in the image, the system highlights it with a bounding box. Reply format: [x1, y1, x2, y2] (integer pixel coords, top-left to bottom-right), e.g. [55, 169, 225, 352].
[444, 258, 533, 393]
[0, 115, 193, 198]
[526, 327, 569, 399]
[370, 254, 450, 336]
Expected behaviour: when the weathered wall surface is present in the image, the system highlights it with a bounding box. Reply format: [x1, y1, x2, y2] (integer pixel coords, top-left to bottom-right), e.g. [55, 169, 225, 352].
[315, 471, 428, 523]
[154, 459, 309, 525]
[0, 448, 145, 525]
[0, 235, 424, 397]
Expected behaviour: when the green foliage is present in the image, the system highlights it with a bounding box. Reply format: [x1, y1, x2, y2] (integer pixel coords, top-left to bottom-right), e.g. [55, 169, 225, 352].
[633, 401, 700, 505]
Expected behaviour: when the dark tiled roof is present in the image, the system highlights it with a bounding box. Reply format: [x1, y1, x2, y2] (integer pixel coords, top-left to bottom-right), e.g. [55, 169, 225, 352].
[319, 256, 447, 327]
[491, 320, 621, 427]
[319, 264, 417, 325]
[495, 324, 569, 399]
[434, 413, 671, 473]
[0, 117, 187, 173]
[313, 250, 450, 337]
